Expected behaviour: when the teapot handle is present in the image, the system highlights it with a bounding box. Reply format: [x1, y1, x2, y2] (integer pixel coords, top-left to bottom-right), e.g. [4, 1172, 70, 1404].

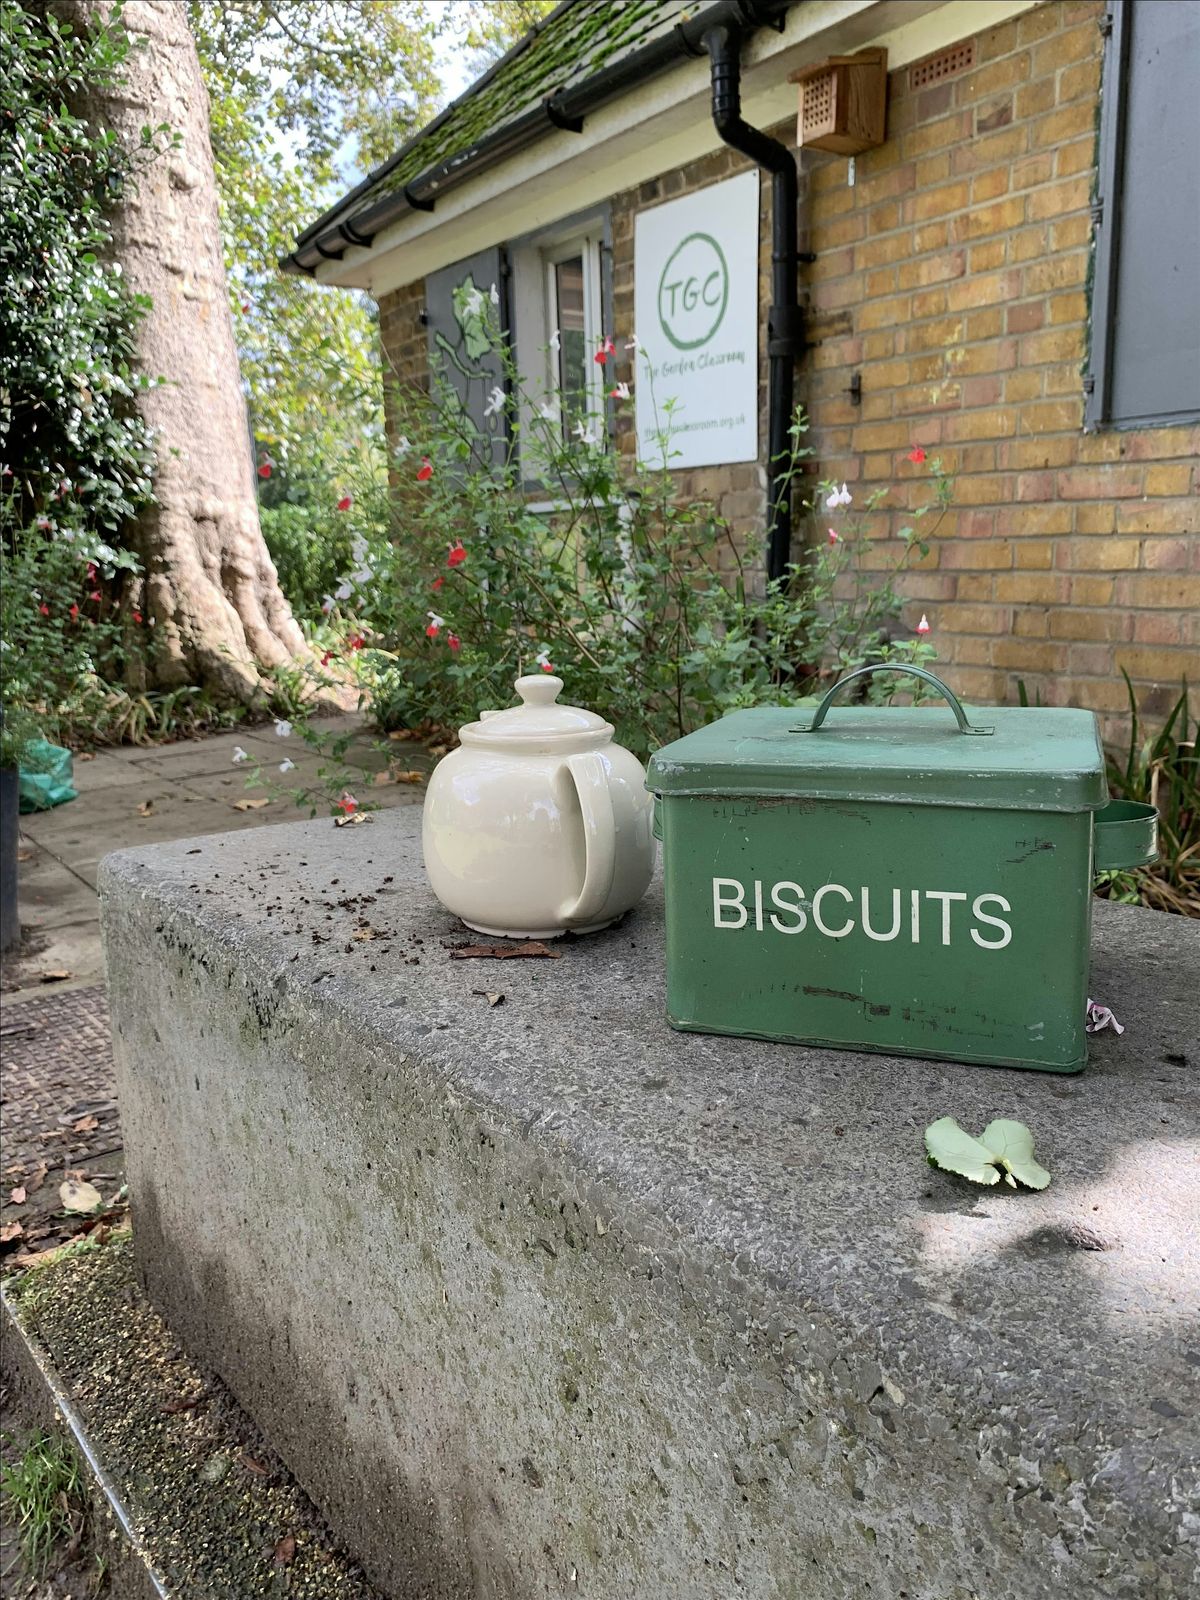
[558, 751, 616, 926]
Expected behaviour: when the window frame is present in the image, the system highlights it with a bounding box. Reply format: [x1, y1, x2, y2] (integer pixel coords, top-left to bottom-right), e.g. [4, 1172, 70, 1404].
[1086, 0, 1200, 430]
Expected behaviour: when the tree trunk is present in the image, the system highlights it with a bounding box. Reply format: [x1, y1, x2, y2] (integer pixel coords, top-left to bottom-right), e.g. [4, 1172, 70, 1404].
[58, 0, 311, 704]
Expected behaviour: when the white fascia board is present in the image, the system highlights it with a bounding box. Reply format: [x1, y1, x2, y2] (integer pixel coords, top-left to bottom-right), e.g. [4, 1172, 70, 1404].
[314, 0, 1037, 297]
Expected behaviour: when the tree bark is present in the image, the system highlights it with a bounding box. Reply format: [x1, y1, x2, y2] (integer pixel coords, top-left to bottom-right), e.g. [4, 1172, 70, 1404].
[58, 0, 311, 704]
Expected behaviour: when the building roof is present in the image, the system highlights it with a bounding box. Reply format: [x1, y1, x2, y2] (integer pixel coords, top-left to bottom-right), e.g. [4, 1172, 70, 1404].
[289, 0, 690, 264]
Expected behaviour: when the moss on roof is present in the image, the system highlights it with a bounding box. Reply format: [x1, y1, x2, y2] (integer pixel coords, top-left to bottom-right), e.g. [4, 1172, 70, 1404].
[342, 0, 683, 220]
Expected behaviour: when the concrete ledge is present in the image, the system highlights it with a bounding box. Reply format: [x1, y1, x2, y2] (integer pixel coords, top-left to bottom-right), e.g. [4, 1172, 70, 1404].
[100, 808, 1199, 1599]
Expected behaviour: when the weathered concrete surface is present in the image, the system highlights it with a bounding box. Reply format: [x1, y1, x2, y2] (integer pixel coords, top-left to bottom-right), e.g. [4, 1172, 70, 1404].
[99, 809, 1199, 1600]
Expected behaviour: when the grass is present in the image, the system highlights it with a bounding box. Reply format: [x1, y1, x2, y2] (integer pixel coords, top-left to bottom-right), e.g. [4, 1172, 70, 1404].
[0, 1430, 87, 1579]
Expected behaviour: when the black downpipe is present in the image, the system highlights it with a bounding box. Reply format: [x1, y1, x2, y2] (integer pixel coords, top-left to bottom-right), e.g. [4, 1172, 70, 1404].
[704, 22, 801, 585]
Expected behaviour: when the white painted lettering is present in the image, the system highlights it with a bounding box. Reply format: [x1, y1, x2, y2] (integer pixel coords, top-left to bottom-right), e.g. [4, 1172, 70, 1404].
[713, 877, 747, 929]
[925, 890, 968, 946]
[971, 893, 1013, 949]
[768, 881, 807, 933]
[861, 886, 902, 942]
[753, 878, 764, 931]
[812, 883, 855, 938]
[910, 887, 921, 943]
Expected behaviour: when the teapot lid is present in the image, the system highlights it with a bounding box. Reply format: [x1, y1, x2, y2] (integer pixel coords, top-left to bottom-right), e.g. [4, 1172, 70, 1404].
[461, 675, 612, 746]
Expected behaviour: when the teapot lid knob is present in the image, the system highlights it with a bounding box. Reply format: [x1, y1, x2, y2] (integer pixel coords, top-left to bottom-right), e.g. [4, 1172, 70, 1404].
[515, 673, 564, 706]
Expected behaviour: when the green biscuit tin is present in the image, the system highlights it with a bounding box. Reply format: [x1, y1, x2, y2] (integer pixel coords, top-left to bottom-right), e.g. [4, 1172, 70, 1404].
[646, 665, 1157, 1072]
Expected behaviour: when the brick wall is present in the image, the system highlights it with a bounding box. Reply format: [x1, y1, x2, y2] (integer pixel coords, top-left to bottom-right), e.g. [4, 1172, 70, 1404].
[375, 0, 1199, 739]
[800, 0, 1199, 739]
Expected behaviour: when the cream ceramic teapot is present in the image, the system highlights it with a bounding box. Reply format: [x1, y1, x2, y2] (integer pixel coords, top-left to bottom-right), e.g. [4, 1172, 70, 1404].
[422, 675, 655, 938]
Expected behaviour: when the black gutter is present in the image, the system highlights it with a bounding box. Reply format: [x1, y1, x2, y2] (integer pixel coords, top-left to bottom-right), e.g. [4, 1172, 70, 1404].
[703, 19, 802, 584]
[281, 0, 796, 275]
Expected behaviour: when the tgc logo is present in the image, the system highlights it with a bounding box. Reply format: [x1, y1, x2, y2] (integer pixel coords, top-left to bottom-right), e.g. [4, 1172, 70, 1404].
[657, 232, 729, 350]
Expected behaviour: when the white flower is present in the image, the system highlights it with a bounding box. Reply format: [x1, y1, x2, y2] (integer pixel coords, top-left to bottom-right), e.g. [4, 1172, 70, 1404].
[538, 401, 557, 422]
[394, 435, 411, 455]
[427, 610, 445, 629]
[321, 594, 335, 614]
[274, 718, 292, 738]
[335, 580, 353, 601]
[279, 758, 296, 774]
[549, 329, 561, 353]
[624, 334, 640, 351]
[573, 419, 599, 448]
[489, 283, 500, 306]
[483, 385, 505, 417]
[535, 647, 552, 668]
[610, 381, 630, 400]
[825, 483, 853, 509]
[232, 746, 248, 763]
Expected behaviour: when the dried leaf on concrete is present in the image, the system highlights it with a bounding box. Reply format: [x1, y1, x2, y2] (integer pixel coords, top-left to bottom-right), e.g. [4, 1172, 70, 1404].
[38, 969, 73, 984]
[471, 990, 505, 1007]
[372, 767, 426, 786]
[72, 1115, 100, 1133]
[26, 1163, 48, 1193]
[232, 797, 270, 811]
[8, 1185, 27, 1205]
[333, 811, 373, 828]
[274, 1533, 297, 1566]
[59, 1178, 104, 1214]
[239, 1453, 270, 1476]
[0, 1221, 24, 1246]
[450, 942, 561, 961]
[136, 799, 155, 817]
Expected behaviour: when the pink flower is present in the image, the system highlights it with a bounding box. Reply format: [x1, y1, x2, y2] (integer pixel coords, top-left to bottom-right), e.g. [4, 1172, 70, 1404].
[917, 613, 931, 635]
[336, 495, 352, 512]
[416, 457, 433, 482]
[87, 563, 97, 580]
[89, 589, 101, 601]
[39, 603, 50, 616]
[258, 459, 273, 479]
[447, 541, 466, 568]
[447, 634, 461, 652]
[336, 791, 358, 816]
[827, 528, 840, 545]
[907, 446, 927, 464]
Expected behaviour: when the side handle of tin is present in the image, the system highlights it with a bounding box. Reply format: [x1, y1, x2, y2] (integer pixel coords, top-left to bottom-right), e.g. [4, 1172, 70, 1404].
[558, 750, 617, 926]
[795, 664, 994, 736]
[1093, 800, 1158, 872]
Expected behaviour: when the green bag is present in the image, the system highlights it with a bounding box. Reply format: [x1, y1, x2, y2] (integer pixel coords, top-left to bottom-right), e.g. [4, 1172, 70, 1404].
[19, 738, 77, 812]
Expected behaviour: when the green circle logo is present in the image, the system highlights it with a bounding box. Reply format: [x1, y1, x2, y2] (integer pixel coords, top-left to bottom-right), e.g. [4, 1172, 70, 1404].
[657, 232, 729, 350]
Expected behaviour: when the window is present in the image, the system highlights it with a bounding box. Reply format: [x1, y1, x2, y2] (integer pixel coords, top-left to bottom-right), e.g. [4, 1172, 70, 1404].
[509, 214, 609, 460]
[1086, 0, 1200, 429]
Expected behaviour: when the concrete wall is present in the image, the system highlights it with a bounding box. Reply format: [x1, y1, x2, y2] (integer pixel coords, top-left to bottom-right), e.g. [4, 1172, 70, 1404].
[374, 0, 1200, 739]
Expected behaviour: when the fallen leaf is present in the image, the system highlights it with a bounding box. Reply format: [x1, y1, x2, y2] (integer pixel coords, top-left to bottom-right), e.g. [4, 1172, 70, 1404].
[274, 1534, 296, 1566]
[450, 941, 560, 961]
[26, 1163, 47, 1193]
[9, 1186, 27, 1205]
[239, 1453, 270, 1476]
[373, 767, 425, 786]
[0, 1221, 24, 1247]
[8, 1245, 67, 1269]
[350, 926, 377, 942]
[333, 811, 372, 828]
[160, 1390, 210, 1415]
[72, 1115, 99, 1133]
[136, 799, 155, 817]
[471, 990, 505, 1007]
[232, 797, 270, 811]
[38, 970, 73, 984]
[17, 847, 33, 862]
[59, 1179, 104, 1214]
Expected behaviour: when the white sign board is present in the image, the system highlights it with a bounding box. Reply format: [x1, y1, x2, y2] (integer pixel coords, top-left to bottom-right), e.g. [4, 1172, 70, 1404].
[634, 170, 760, 469]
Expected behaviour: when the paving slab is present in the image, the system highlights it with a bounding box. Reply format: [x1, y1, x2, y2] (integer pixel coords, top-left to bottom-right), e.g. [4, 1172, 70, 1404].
[99, 807, 1200, 1600]
[8, 846, 96, 932]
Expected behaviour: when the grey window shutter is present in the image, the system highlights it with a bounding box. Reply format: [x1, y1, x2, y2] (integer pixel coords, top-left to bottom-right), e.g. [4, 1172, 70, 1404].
[1089, 0, 1200, 428]
[424, 247, 511, 471]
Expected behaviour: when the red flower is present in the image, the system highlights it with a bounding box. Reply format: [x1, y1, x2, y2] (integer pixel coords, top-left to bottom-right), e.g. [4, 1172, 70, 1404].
[907, 446, 926, 464]
[917, 613, 931, 635]
[425, 622, 440, 639]
[258, 459, 273, 479]
[336, 495, 352, 512]
[320, 650, 334, 666]
[447, 634, 461, 652]
[241, 301, 250, 313]
[132, 610, 143, 623]
[87, 563, 97, 580]
[593, 336, 616, 367]
[416, 457, 433, 482]
[336, 791, 358, 816]
[347, 633, 365, 651]
[39, 603, 50, 616]
[431, 575, 444, 592]
[827, 528, 840, 545]
[89, 589, 101, 601]
[447, 541, 466, 568]
[69, 603, 79, 620]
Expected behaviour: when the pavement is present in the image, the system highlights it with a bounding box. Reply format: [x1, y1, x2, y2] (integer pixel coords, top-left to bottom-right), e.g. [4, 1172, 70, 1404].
[4, 715, 430, 1004]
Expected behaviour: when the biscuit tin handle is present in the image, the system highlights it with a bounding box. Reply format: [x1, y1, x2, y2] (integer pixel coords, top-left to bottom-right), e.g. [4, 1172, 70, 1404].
[796, 664, 994, 735]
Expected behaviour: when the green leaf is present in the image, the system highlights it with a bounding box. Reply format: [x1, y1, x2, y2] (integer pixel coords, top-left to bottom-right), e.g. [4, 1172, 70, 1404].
[924, 1117, 1001, 1185]
[979, 1119, 1051, 1190]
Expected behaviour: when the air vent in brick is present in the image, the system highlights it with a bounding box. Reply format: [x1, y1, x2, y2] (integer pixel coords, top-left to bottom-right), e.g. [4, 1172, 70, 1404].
[909, 40, 975, 91]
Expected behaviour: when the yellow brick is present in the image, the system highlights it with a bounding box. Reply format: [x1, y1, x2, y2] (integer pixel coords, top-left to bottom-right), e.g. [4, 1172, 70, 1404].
[1037, 101, 1097, 146]
[1002, 437, 1077, 470]
[1050, 609, 1125, 642]
[1023, 252, 1088, 293]
[1043, 361, 1085, 396]
[1020, 327, 1084, 365]
[994, 573, 1068, 604]
[1049, 214, 1092, 251]
[1074, 503, 1116, 534]
[1145, 463, 1195, 496]
[859, 294, 912, 331]
[993, 639, 1068, 671]
[1056, 137, 1096, 178]
[1069, 575, 1115, 606]
[955, 574, 995, 602]
[913, 221, 950, 253]
[972, 167, 1010, 204]
[1030, 23, 1099, 77]
[1010, 225, 1049, 262]
[915, 152, 953, 187]
[903, 112, 973, 160]
[911, 287, 949, 319]
[946, 411, 1019, 442]
[1115, 646, 1199, 681]
[1010, 153, 1055, 192]
[964, 54, 1032, 98]
[1061, 538, 1141, 570]
[1019, 398, 1083, 432]
[947, 269, 1023, 312]
[954, 196, 1027, 241]
[1028, 175, 1092, 222]
[1005, 371, 1043, 403]
[965, 308, 1005, 341]
[1015, 78, 1056, 120]
[970, 239, 1007, 272]
[1048, 291, 1087, 326]
[910, 182, 971, 222]
[1014, 540, 1054, 569]
[939, 604, 1012, 634]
